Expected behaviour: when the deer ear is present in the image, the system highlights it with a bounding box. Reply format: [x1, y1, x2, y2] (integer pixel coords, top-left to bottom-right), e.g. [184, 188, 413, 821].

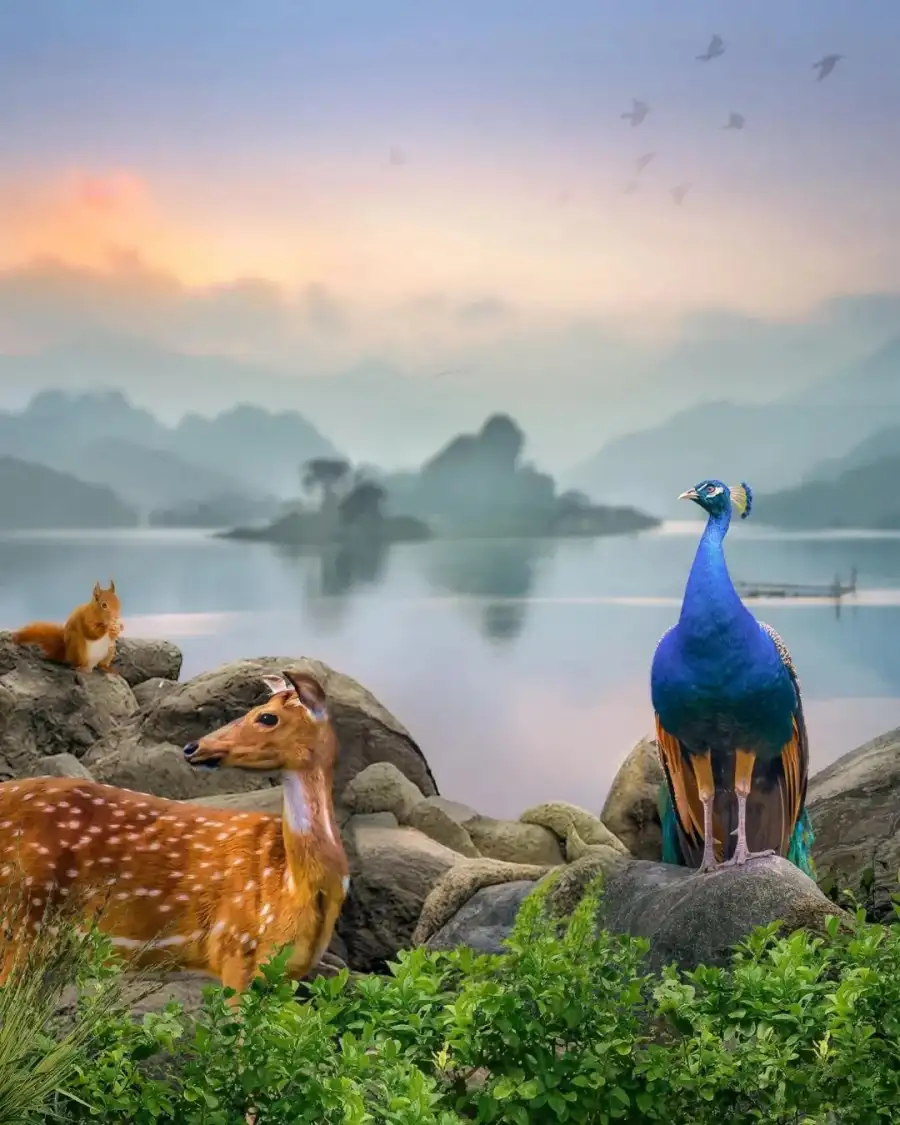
[281, 669, 328, 720]
[261, 674, 290, 697]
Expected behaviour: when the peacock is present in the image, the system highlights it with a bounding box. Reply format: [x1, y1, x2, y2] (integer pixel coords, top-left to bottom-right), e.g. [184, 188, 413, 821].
[651, 479, 815, 877]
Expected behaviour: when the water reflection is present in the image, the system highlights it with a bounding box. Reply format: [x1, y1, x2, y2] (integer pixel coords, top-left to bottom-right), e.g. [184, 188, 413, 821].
[420, 537, 552, 642]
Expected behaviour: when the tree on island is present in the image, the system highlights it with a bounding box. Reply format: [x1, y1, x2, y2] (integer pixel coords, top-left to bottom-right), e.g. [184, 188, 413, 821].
[338, 480, 387, 526]
[301, 458, 351, 513]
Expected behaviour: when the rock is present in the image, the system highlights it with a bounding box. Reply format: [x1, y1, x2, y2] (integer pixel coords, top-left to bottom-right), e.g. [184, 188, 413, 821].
[138, 656, 438, 799]
[25, 753, 94, 780]
[0, 633, 138, 777]
[414, 857, 552, 946]
[343, 761, 425, 822]
[519, 801, 628, 856]
[86, 735, 282, 801]
[463, 815, 564, 866]
[426, 853, 849, 974]
[132, 678, 179, 710]
[347, 812, 399, 829]
[807, 726, 900, 917]
[424, 882, 536, 955]
[111, 638, 183, 688]
[406, 800, 480, 856]
[186, 788, 286, 815]
[601, 735, 665, 861]
[337, 822, 461, 971]
[424, 796, 481, 824]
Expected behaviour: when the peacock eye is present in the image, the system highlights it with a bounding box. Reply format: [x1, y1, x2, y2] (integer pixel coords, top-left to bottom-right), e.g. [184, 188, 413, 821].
[256, 712, 279, 727]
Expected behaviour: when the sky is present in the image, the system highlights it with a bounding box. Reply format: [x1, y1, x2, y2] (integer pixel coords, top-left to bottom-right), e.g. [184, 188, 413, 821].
[1, 0, 899, 466]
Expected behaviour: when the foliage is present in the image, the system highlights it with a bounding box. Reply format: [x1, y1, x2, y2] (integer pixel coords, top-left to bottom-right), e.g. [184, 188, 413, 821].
[13, 873, 900, 1124]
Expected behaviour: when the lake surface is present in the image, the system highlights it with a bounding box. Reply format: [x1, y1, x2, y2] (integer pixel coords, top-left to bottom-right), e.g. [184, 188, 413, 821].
[1, 522, 899, 819]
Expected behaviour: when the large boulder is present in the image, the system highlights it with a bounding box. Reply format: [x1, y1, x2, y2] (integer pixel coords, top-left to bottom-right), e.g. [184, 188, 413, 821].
[807, 726, 900, 917]
[601, 735, 665, 861]
[338, 820, 462, 971]
[0, 633, 139, 777]
[111, 638, 182, 688]
[425, 854, 848, 973]
[131, 656, 437, 801]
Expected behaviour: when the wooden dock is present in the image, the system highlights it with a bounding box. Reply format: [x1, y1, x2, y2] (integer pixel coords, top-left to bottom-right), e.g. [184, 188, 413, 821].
[735, 568, 857, 600]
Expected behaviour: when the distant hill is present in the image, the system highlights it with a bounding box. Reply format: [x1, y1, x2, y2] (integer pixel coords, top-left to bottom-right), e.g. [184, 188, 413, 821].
[803, 424, 900, 483]
[568, 334, 900, 515]
[0, 456, 138, 530]
[0, 390, 341, 514]
[755, 456, 900, 530]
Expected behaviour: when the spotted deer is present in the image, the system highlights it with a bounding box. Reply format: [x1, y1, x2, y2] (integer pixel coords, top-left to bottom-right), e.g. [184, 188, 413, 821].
[0, 669, 349, 992]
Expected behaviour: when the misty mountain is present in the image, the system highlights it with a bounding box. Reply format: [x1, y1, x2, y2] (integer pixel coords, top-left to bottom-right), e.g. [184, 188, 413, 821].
[755, 455, 900, 530]
[0, 456, 138, 530]
[803, 423, 900, 482]
[568, 334, 900, 514]
[0, 390, 341, 510]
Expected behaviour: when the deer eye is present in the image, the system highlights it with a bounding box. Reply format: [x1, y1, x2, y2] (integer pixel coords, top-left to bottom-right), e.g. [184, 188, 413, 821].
[256, 712, 279, 727]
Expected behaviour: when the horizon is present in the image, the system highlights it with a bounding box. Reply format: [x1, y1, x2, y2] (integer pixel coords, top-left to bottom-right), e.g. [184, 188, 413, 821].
[1, 2, 899, 466]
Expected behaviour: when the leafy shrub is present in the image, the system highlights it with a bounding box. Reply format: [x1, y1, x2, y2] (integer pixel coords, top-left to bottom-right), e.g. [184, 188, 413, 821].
[13, 872, 900, 1124]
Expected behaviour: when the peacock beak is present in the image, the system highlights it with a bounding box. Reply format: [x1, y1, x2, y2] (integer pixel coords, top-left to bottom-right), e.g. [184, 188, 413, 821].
[678, 488, 699, 502]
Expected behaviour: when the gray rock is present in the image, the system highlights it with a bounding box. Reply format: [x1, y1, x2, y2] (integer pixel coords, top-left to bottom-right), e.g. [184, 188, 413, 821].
[427, 854, 847, 973]
[407, 800, 480, 856]
[86, 734, 284, 801]
[138, 656, 438, 800]
[601, 735, 665, 861]
[347, 811, 400, 829]
[187, 787, 286, 815]
[424, 796, 481, 824]
[0, 633, 138, 776]
[338, 822, 459, 971]
[426, 882, 536, 955]
[464, 815, 564, 866]
[25, 753, 94, 780]
[132, 678, 180, 710]
[111, 638, 183, 688]
[343, 761, 425, 822]
[807, 725, 900, 916]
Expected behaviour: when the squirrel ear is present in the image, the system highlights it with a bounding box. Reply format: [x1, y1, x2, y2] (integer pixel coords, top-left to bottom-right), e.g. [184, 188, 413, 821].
[93, 582, 102, 599]
[109, 578, 116, 593]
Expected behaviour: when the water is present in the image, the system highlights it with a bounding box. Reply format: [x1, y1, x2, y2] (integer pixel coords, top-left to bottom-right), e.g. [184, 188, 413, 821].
[1, 521, 899, 820]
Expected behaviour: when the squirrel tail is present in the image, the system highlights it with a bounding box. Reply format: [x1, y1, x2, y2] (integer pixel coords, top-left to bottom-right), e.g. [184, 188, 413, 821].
[11, 623, 67, 662]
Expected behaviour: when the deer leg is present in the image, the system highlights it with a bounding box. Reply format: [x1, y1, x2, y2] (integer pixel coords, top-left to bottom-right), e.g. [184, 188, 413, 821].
[689, 751, 718, 873]
[723, 749, 776, 866]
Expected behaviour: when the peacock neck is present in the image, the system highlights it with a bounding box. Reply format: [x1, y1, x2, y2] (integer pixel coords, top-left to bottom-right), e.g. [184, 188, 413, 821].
[679, 510, 748, 642]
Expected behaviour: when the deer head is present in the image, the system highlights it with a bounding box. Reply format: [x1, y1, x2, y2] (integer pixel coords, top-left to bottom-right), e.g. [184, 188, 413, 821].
[182, 670, 336, 775]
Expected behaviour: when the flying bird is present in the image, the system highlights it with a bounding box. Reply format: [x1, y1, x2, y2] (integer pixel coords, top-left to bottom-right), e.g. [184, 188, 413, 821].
[624, 179, 639, 195]
[670, 182, 692, 205]
[621, 99, 649, 127]
[634, 151, 656, 174]
[813, 54, 842, 81]
[651, 480, 815, 877]
[723, 112, 745, 130]
[696, 34, 725, 62]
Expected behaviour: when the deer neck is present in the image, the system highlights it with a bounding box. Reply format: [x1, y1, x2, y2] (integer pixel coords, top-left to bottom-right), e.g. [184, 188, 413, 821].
[280, 768, 346, 891]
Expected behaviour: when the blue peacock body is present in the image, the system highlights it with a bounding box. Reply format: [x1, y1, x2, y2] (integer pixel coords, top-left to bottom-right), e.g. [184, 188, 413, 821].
[650, 479, 815, 876]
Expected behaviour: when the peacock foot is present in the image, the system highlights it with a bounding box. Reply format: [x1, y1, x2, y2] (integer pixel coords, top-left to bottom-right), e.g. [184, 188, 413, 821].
[722, 846, 776, 868]
[695, 843, 719, 874]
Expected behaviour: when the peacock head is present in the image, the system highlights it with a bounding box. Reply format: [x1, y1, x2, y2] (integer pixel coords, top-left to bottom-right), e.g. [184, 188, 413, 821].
[678, 479, 752, 521]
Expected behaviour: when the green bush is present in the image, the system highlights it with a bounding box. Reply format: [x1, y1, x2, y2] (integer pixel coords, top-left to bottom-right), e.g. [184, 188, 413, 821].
[12, 873, 900, 1124]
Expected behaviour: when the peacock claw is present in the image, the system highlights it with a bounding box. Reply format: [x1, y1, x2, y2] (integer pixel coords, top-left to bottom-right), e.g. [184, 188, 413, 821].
[722, 847, 776, 868]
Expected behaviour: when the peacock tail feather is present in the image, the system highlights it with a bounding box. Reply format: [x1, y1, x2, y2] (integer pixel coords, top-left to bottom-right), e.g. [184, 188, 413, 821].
[657, 781, 817, 877]
[658, 782, 685, 866]
[787, 807, 816, 879]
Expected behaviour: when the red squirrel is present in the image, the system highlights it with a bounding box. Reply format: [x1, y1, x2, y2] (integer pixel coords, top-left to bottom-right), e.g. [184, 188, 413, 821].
[12, 580, 123, 673]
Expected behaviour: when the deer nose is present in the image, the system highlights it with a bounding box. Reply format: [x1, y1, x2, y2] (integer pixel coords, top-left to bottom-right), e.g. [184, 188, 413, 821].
[183, 742, 199, 760]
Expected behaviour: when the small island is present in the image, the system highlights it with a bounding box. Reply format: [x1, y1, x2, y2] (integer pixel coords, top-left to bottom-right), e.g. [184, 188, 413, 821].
[222, 414, 659, 546]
